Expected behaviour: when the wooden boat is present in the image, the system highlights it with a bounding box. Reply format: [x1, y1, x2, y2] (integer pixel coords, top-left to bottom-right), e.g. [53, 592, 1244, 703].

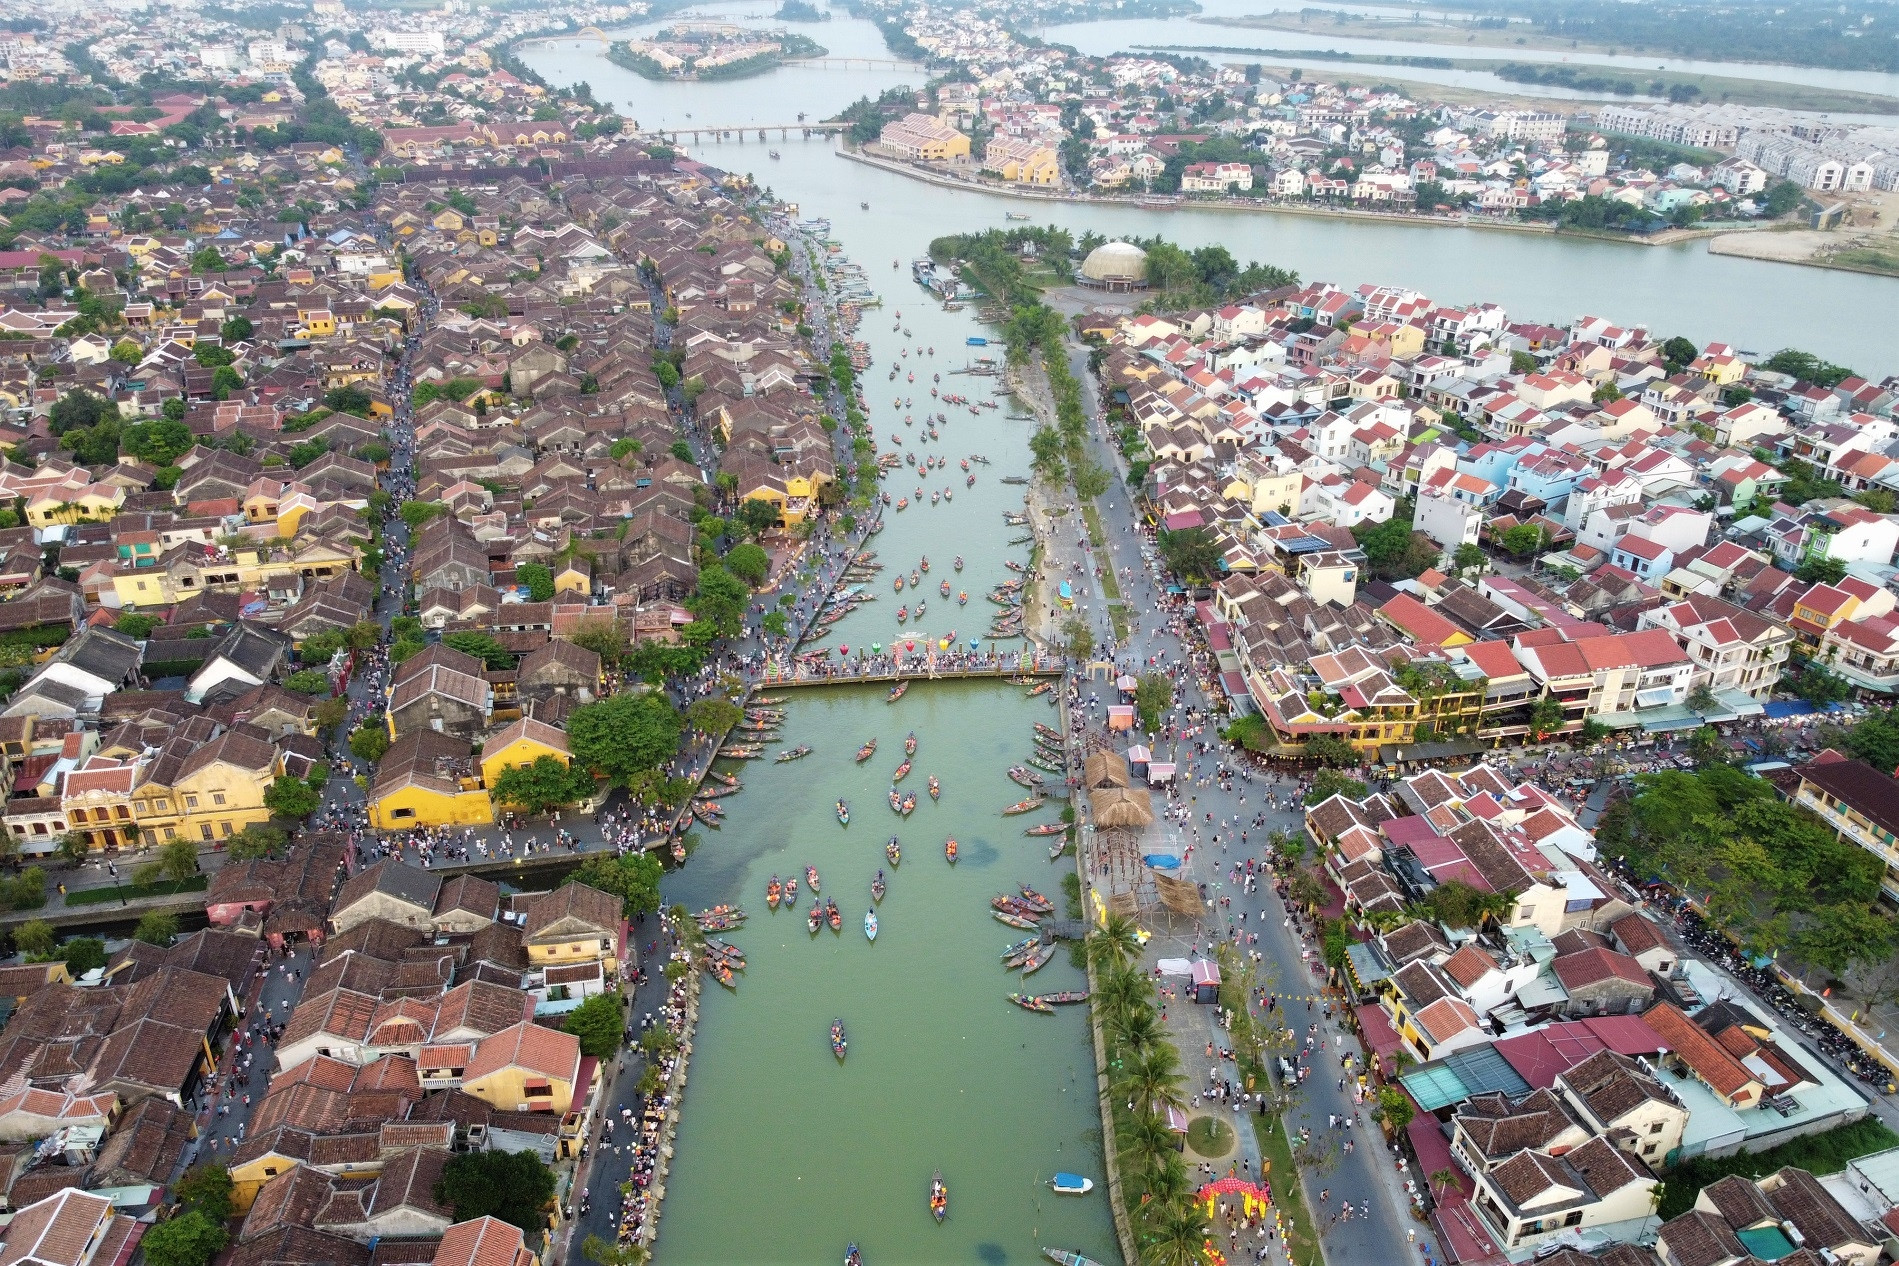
[945, 836, 958, 864]
[940, 579, 951, 597]
[993, 910, 1037, 930]
[865, 910, 878, 941]
[754, 695, 788, 706]
[1008, 766, 1043, 788]
[957, 591, 968, 605]
[1021, 943, 1057, 974]
[695, 784, 739, 800]
[837, 801, 850, 826]
[1027, 757, 1064, 775]
[807, 865, 821, 893]
[886, 837, 901, 865]
[722, 744, 763, 759]
[694, 905, 746, 931]
[994, 896, 1043, 920]
[919, 556, 930, 573]
[707, 770, 741, 789]
[900, 793, 916, 816]
[831, 1018, 848, 1060]
[671, 837, 686, 864]
[692, 803, 724, 827]
[953, 556, 963, 571]
[887, 682, 908, 703]
[845, 1244, 862, 1266]
[827, 898, 841, 931]
[809, 903, 823, 933]
[1000, 936, 1038, 964]
[767, 876, 782, 909]
[786, 876, 799, 906]
[928, 775, 939, 800]
[1048, 841, 1067, 861]
[930, 1171, 947, 1222]
[892, 760, 912, 782]
[904, 732, 917, 756]
[1041, 991, 1089, 1005]
[856, 739, 877, 762]
[1026, 681, 1052, 698]
[1002, 798, 1045, 816]
[1047, 1174, 1094, 1196]
[909, 571, 920, 587]
[1034, 723, 1062, 739]
[1017, 885, 1053, 913]
[896, 606, 908, 624]
[872, 870, 886, 902]
[775, 745, 813, 763]
[1009, 992, 1055, 1013]
[704, 958, 736, 988]
[1043, 1250, 1106, 1266]
[894, 574, 905, 592]
[1025, 823, 1067, 837]
[889, 789, 904, 814]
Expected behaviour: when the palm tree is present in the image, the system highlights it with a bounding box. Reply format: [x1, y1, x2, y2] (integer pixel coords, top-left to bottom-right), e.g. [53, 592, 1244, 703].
[1138, 1150, 1194, 1217]
[1117, 1043, 1188, 1117]
[1142, 1203, 1211, 1266]
[1118, 1107, 1176, 1168]
[1094, 962, 1151, 1024]
[1106, 1002, 1165, 1056]
[1089, 912, 1143, 971]
[1429, 1167, 1461, 1199]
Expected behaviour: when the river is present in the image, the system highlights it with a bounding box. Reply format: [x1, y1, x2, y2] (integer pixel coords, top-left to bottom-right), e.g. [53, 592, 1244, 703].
[517, 10, 1893, 1259]
[525, 14, 1894, 373]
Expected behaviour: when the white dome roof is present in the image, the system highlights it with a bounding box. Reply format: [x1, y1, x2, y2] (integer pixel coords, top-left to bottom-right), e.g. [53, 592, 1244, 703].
[1081, 241, 1147, 282]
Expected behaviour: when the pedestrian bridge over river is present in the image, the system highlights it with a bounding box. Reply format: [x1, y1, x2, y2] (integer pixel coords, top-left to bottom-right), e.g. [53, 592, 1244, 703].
[756, 655, 1065, 690]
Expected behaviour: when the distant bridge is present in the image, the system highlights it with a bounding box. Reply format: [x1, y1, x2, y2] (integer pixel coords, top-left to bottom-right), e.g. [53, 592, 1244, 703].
[575, 25, 611, 42]
[787, 56, 925, 70]
[659, 122, 847, 142]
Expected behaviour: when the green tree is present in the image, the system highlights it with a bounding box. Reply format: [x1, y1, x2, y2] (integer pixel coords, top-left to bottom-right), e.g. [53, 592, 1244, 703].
[1499, 523, 1548, 557]
[1451, 543, 1488, 576]
[264, 775, 321, 820]
[115, 613, 160, 639]
[13, 918, 54, 959]
[1305, 768, 1369, 805]
[434, 1150, 558, 1231]
[1156, 526, 1220, 580]
[733, 498, 782, 540]
[172, 1165, 234, 1223]
[133, 910, 178, 945]
[349, 725, 391, 763]
[1134, 673, 1172, 731]
[1528, 695, 1568, 741]
[686, 565, 749, 638]
[110, 338, 142, 364]
[282, 669, 331, 696]
[570, 619, 625, 667]
[58, 936, 105, 976]
[225, 824, 288, 862]
[723, 542, 770, 587]
[140, 1210, 226, 1266]
[492, 756, 597, 816]
[1061, 614, 1095, 660]
[443, 631, 515, 670]
[684, 696, 743, 735]
[565, 852, 664, 920]
[1371, 1084, 1416, 1135]
[157, 838, 199, 885]
[1795, 556, 1848, 585]
[399, 501, 449, 530]
[1303, 733, 1359, 768]
[516, 562, 555, 602]
[562, 992, 625, 1058]
[568, 694, 683, 787]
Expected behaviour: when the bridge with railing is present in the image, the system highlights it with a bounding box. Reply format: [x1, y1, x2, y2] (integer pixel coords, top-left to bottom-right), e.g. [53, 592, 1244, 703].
[657, 122, 848, 142]
[755, 655, 1064, 689]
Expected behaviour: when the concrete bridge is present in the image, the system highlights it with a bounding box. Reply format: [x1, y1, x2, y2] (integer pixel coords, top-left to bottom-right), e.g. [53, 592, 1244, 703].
[659, 122, 847, 142]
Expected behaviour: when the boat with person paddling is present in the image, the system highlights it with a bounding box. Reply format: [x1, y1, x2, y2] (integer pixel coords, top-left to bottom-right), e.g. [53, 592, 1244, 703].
[831, 1018, 847, 1060]
[886, 837, 901, 866]
[945, 836, 958, 864]
[930, 1171, 947, 1223]
[855, 739, 877, 762]
[827, 898, 842, 932]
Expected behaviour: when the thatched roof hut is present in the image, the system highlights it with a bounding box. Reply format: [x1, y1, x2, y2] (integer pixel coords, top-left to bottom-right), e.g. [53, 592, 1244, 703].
[1090, 785, 1155, 829]
[1085, 750, 1130, 790]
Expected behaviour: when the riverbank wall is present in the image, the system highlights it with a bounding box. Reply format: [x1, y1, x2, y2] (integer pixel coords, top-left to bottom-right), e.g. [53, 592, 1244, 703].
[640, 953, 702, 1248]
[834, 147, 1795, 253]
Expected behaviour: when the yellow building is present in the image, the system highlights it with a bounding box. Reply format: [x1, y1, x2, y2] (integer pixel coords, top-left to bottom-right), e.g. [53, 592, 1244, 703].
[519, 882, 621, 977]
[554, 559, 592, 597]
[479, 718, 572, 788]
[878, 113, 970, 162]
[982, 137, 1059, 186]
[25, 483, 124, 528]
[462, 1021, 583, 1117]
[173, 726, 278, 843]
[369, 731, 494, 830]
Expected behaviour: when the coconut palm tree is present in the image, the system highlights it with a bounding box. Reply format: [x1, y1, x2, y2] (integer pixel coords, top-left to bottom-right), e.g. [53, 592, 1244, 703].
[1088, 912, 1143, 971]
[1118, 1107, 1176, 1171]
[1094, 962, 1151, 1024]
[1116, 1043, 1188, 1117]
[1138, 1150, 1194, 1217]
[1106, 1000, 1164, 1056]
[1141, 1203, 1211, 1266]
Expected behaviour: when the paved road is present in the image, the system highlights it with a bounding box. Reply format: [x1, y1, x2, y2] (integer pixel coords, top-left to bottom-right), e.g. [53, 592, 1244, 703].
[1008, 332, 1425, 1266]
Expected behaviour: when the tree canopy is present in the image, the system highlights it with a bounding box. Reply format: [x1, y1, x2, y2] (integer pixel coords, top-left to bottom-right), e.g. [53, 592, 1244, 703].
[567, 694, 682, 788]
[565, 852, 664, 920]
[492, 756, 596, 816]
[434, 1150, 557, 1231]
[562, 992, 624, 1058]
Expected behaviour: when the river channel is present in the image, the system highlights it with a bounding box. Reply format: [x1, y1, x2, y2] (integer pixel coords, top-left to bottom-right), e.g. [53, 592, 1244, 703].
[517, 11, 1894, 1259]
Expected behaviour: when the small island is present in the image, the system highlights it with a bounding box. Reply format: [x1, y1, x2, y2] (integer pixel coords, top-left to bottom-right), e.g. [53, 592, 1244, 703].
[608, 23, 827, 81]
[774, 0, 830, 20]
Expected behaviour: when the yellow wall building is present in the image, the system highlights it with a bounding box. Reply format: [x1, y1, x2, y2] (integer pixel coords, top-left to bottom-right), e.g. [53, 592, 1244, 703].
[369, 731, 495, 830]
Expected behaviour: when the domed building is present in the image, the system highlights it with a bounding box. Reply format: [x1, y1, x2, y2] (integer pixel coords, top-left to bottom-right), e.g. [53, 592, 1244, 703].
[1079, 241, 1148, 293]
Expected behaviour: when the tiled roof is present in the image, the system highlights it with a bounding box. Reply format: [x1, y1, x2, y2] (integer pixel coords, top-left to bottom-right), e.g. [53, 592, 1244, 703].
[464, 1021, 579, 1085]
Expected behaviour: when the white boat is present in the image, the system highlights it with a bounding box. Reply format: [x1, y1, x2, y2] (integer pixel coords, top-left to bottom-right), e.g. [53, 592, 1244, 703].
[1047, 1174, 1094, 1196]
